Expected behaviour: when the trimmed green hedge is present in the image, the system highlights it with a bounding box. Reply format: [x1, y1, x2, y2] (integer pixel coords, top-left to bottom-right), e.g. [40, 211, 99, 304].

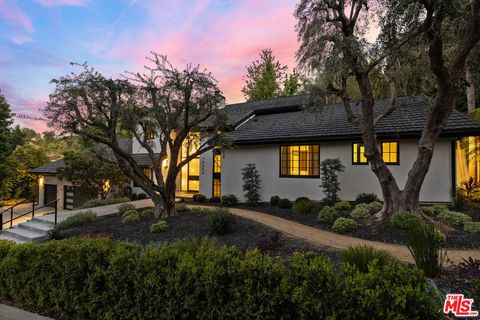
[0, 239, 440, 319]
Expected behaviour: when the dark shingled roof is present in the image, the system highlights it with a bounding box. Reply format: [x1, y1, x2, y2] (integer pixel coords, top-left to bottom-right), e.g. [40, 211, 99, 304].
[226, 96, 480, 144]
[30, 158, 65, 174]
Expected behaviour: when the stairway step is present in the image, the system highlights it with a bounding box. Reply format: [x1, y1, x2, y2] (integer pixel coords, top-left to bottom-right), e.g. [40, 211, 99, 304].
[31, 217, 56, 227]
[19, 221, 53, 234]
[2, 227, 46, 242]
[0, 233, 27, 244]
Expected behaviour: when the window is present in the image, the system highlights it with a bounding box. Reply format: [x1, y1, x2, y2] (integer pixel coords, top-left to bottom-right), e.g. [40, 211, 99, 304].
[280, 145, 319, 177]
[352, 143, 368, 164]
[381, 141, 399, 164]
[212, 150, 221, 197]
[146, 128, 155, 140]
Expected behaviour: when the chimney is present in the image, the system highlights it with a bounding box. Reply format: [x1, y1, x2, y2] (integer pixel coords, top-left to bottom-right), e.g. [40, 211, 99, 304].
[215, 90, 226, 109]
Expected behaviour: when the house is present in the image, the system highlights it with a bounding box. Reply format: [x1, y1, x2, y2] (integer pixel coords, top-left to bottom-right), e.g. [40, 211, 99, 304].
[32, 95, 480, 209]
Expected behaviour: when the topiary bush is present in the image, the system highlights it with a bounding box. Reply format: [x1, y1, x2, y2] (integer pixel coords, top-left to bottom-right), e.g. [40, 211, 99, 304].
[317, 206, 338, 225]
[341, 244, 395, 273]
[221, 194, 239, 207]
[355, 192, 379, 204]
[334, 200, 351, 210]
[208, 208, 236, 235]
[438, 210, 472, 227]
[150, 220, 168, 233]
[209, 196, 220, 203]
[390, 211, 422, 230]
[292, 199, 316, 215]
[129, 193, 138, 201]
[295, 196, 310, 203]
[270, 195, 280, 206]
[121, 210, 140, 224]
[193, 194, 207, 203]
[367, 201, 383, 211]
[464, 221, 480, 234]
[117, 203, 136, 216]
[175, 203, 188, 213]
[0, 238, 440, 319]
[351, 203, 370, 219]
[277, 198, 292, 209]
[407, 223, 446, 277]
[55, 211, 97, 231]
[137, 193, 147, 200]
[332, 218, 358, 234]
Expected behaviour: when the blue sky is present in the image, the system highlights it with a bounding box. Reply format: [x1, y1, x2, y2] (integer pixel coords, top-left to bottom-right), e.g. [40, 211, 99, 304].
[0, 0, 299, 132]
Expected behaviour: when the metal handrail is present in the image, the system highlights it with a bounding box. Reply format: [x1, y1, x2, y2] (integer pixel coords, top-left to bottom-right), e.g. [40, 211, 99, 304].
[0, 198, 31, 216]
[1, 199, 59, 230]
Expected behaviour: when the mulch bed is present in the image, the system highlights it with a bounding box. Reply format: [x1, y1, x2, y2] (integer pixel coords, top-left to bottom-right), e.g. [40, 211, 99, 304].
[224, 202, 480, 250]
[61, 209, 340, 263]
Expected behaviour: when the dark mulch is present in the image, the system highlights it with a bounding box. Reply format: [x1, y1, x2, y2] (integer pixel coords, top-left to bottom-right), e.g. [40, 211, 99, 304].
[227, 202, 480, 250]
[61, 210, 340, 263]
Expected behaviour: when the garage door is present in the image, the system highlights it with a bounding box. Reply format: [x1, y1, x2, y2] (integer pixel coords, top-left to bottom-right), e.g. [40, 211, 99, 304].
[44, 184, 57, 207]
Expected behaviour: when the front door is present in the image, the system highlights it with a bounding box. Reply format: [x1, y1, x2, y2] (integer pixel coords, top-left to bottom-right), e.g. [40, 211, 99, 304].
[44, 184, 57, 208]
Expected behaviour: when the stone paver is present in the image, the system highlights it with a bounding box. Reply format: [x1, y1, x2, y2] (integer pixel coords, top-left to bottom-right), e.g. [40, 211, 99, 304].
[190, 205, 480, 265]
[0, 304, 53, 320]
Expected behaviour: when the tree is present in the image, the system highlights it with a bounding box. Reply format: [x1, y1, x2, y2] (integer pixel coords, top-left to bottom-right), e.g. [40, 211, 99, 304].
[320, 158, 345, 205]
[241, 163, 261, 205]
[295, 0, 480, 216]
[45, 55, 228, 217]
[58, 150, 129, 199]
[242, 49, 302, 101]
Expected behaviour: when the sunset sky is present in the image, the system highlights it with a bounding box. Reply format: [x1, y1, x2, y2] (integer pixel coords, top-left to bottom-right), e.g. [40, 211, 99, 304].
[0, 0, 299, 132]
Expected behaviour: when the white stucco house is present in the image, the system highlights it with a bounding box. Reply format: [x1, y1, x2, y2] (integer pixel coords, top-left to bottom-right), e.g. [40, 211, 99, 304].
[31, 95, 480, 210]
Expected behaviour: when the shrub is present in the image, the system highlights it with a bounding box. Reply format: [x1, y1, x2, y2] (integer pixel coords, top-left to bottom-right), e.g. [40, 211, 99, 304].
[455, 257, 480, 278]
[255, 231, 283, 253]
[137, 193, 147, 200]
[390, 211, 422, 230]
[292, 199, 316, 215]
[351, 203, 370, 219]
[422, 204, 449, 216]
[452, 188, 466, 211]
[121, 210, 140, 224]
[407, 223, 446, 277]
[190, 207, 211, 215]
[355, 192, 379, 204]
[0, 238, 440, 319]
[140, 209, 154, 217]
[209, 196, 220, 203]
[295, 196, 310, 203]
[241, 163, 261, 205]
[55, 211, 97, 231]
[367, 201, 383, 211]
[150, 220, 168, 233]
[175, 203, 188, 213]
[464, 221, 480, 234]
[129, 193, 138, 201]
[332, 217, 358, 234]
[106, 197, 131, 205]
[320, 158, 345, 204]
[438, 210, 472, 227]
[270, 195, 280, 206]
[334, 200, 351, 210]
[277, 198, 292, 209]
[221, 194, 239, 207]
[208, 208, 236, 235]
[317, 206, 338, 225]
[341, 245, 395, 273]
[79, 199, 107, 209]
[117, 203, 136, 216]
[193, 194, 207, 203]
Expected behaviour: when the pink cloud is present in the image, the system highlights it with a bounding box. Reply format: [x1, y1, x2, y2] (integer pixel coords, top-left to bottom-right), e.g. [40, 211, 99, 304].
[0, 0, 34, 33]
[34, 0, 89, 7]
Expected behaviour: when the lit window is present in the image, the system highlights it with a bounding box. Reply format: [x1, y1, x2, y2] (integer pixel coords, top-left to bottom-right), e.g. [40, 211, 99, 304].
[146, 128, 155, 140]
[382, 142, 399, 164]
[214, 153, 221, 173]
[352, 143, 368, 164]
[280, 145, 319, 177]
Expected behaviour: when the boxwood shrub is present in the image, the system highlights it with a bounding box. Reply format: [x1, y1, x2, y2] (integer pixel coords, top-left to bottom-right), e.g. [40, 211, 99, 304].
[270, 195, 280, 206]
[277, 198, 292, 209]
[334, 200, 351, 210]
[150, 220, 168, 233]
[221, 194, 238, 207]
[0, 238, 440, 319]
[317, 206, 338, 225]
[463, 221, 480, 234]
[351, 203, 370, 219]
[292, 199, 316, 215]
[390, 211, 422, 230]
[332, 217, 358, 234]
[438, 210, 472, 227]
[208, 208, 236, 235]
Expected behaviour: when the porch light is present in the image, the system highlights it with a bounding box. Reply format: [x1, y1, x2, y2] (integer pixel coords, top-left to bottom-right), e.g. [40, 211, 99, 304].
[103, 180, 111, 193]
[38, 176, 44, 186]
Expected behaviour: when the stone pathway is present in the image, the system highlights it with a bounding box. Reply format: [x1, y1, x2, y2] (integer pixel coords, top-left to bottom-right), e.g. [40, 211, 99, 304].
[0, 304, 53, 320]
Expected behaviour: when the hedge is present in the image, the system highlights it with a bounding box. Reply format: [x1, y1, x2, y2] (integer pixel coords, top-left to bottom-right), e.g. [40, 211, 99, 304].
[0, 239, 439, 319]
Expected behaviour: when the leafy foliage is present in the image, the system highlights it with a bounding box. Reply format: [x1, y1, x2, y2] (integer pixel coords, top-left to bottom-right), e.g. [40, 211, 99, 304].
[54, 211, 97, 232]
[221, 194, 239, 207]
[117, 203, 136, 216]
[438, 210, 472, 227]
[334, 200, 351, 210]
[241, 163, 261, 205]
[193, 194, 207, 203]
[355, 193, 379, 204]
[293, 199, 316, 215]
[351, 203, 370, 219]
[121, 210, 140, 224]
[463, 221, 480, 234]
[407, 223, 446, 278]
[341, 245, 395, 273]
[319, 158, 345, 205]
[255, 231, 284, 253]
[150, 220, 169, 233]
[208, 208, 236, 235]
[175, 203, 188, 213]
[390, 211, 422, 230]
[456, 257, 480, 278]
[332, 217, 358, 234]
[270, 195, 280, 206]
[317, 206, 338, 225]
[277, 198, 292, 209]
